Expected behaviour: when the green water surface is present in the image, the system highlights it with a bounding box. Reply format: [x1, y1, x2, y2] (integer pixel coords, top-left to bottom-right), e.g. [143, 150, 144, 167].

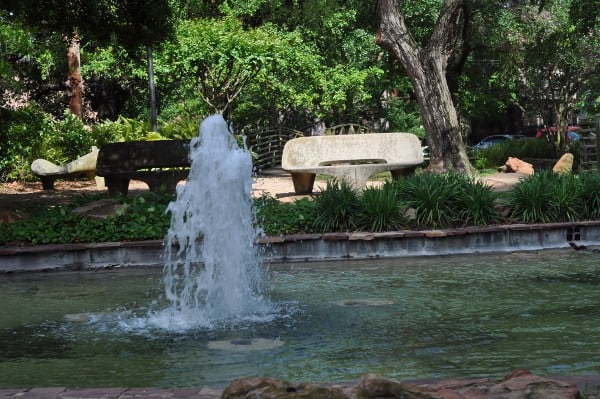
[0, 250, 598, 388]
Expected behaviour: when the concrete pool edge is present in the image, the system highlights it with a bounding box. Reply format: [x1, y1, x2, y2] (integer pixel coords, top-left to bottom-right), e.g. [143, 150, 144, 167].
[1, 220, 599, 273]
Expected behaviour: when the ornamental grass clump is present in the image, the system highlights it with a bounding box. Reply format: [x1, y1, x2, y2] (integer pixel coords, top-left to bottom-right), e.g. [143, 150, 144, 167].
[312, 179, 360, 232]
[578, 171, 600, 219]
[457, 178, 500, 226]
[394, 172, 462, 228]
[356, 182, 404, 232]
[509, 170, 557, 223]
[549, 172, 583, 222]
[508, 169, 584, 223]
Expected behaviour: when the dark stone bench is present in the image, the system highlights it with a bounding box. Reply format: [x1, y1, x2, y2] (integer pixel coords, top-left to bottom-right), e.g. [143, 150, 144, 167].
[96, 140, 191, 196]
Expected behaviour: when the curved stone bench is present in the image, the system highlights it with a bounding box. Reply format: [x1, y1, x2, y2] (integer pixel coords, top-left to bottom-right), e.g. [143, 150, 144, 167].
[31, 147, 100, 190]
[281, 133, 424, 194]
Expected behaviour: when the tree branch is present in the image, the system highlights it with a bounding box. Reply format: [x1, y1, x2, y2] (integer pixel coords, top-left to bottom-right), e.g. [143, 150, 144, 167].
[430, 0, 465, 57]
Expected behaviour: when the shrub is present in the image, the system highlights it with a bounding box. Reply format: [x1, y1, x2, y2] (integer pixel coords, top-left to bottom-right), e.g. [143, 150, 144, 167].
[43, 111, 95, 165]
[395, 173, 462, 228]
[0, 103, 51, 181]
[473, 138, 555, 168]
[509, 171, 555, 223]
[91, 115, 151, 144]
[356, 182, 404, 231]
[508, 170, 584, 223]
[312, 179, 360, 232]
[578, 171, 600, 219]
[254, 195, 315, 235]
[550, 172, 583, 222]
[458, 179, 500, 226]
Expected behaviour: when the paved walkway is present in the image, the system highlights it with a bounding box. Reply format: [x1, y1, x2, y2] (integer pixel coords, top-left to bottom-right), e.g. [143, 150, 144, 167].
[0, 169, 527, 207]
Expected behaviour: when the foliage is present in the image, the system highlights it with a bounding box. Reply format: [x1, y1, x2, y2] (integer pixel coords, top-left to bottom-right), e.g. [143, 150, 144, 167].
[312, 180, 361, 232]
[394, 173, 461, 228]
[2, 0, 600, 177]
[499, 1, 600, 151]
[578, 171, 600, 219]
[458, 179, 500, 226]
[158, 17, 277, 117]
[508, 170, 585, 223]
[0, 103, 51, 181]
[382, 97, 425, 138]
[0, 105, 95, 181]
[0, 192, 173, 245]
[91, 115, 202, 143]
[254, 195, 315, 235]
[393, 172, 500, 228]
[356, 183, 404, 232]
[4, 169, 600, 245]
[42, 111, 95, 165]
[471, 138, 556, 169]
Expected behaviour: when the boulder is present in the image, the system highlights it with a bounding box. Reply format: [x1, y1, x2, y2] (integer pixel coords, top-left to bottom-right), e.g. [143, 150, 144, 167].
[221, 371, 581, 399]
[552, 152, 574, 175]
[500, 157, 535, 175]
[222, 377, 350, 399]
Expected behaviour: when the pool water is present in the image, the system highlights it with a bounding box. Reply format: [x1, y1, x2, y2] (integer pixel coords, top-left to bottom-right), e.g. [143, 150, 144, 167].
[0, 250, 598, 388]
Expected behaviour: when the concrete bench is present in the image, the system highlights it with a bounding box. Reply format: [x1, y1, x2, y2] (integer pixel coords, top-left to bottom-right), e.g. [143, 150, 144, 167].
[281, 133, 423, 194]
[31, 147, 100, 190]
[95, 140, 191, 196]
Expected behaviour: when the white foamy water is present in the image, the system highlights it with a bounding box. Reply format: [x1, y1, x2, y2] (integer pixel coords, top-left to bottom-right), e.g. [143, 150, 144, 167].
[149, 114, 274, 331]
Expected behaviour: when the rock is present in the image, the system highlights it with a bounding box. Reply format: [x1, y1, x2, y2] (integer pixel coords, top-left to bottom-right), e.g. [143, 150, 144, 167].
[222, 377, 350, 399]
[72, 199, 127, 219]
[422, 369, 580, 399]
[0, 210, 27, 224]
[488, 369, 580, 399]
[493, 198, 511, 218]
[552, 153, 574, 175]
[354, 374, 436, 398]
[221, 371, 582, 399]
[503, 157, 534, 175]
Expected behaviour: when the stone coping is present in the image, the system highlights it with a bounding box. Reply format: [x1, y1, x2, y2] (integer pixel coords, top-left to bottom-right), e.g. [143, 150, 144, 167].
[1, 220, 599, 273]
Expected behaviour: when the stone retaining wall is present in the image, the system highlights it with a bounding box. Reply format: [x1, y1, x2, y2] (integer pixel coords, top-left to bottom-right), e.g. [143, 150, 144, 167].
[1, 221, 599, 273]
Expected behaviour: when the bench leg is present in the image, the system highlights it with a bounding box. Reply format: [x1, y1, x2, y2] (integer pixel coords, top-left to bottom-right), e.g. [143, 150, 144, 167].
[391, 167, 417, 180]
[40, 177, 57, 190]
[145, 179, 178, 193]
[105, 177, 130, 196]
[291, 172, 316, 194]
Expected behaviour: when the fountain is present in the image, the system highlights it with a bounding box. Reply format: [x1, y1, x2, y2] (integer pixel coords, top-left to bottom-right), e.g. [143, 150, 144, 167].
[151, 114, 274, 330]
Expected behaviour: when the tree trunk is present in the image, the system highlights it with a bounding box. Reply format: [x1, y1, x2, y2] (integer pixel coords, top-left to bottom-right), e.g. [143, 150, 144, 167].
[147, 46, 158, 132]
[376, 0, 473, 175]
[66, 34, 83, 119]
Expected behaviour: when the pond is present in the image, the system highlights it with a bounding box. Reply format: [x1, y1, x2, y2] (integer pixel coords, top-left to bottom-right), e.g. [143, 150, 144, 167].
[0, 250, 598, 389]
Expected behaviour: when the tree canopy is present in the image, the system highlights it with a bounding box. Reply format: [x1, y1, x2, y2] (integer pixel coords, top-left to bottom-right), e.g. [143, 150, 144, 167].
[1, 0, 599, 178]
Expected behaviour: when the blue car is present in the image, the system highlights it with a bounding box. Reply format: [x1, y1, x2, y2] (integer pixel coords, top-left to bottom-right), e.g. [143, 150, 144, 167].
[471, 135, 515, 150]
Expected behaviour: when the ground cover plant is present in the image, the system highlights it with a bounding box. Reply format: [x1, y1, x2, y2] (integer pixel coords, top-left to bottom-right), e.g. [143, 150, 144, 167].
[2, 170, 599, 246]
[0, 192, 173, 245]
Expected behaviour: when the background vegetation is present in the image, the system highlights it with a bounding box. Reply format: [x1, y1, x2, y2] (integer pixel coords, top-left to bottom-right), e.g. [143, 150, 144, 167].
[1, 0, 599, 181]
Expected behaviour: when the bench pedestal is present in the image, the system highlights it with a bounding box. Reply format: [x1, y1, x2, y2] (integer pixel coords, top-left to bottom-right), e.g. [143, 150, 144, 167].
[290, 172, 316, 194]
[105, 170, 189, 196]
